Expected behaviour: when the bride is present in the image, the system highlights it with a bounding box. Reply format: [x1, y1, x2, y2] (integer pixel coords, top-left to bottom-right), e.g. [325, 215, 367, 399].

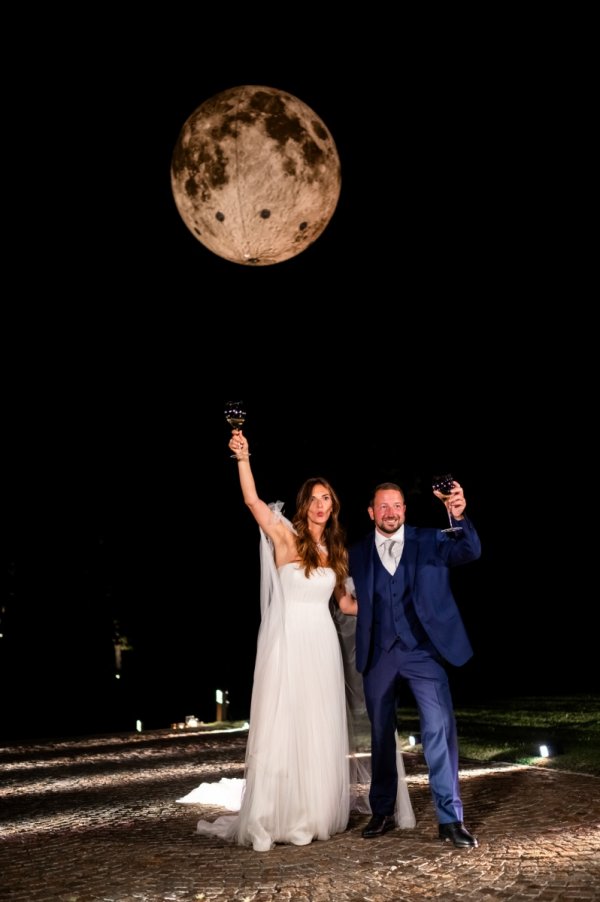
[181, 429, 414, 852]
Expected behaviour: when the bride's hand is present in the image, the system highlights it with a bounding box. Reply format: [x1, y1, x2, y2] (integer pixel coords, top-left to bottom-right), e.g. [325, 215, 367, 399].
[229, 429, 249, 460]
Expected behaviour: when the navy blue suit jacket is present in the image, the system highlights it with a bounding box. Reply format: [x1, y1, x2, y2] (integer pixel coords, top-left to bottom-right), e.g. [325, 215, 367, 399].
[349, 519, 481, 672]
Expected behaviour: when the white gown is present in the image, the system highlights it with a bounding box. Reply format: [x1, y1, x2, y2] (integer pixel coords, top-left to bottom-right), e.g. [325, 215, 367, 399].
[187, 508, 414, 851]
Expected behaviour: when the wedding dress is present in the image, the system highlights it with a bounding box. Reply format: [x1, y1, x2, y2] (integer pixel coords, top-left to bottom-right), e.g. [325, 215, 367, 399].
[180, 505, 414, 851]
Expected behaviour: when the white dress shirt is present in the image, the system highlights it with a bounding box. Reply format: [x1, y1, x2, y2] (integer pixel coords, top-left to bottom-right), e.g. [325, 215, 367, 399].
[376, 525, 405, 575]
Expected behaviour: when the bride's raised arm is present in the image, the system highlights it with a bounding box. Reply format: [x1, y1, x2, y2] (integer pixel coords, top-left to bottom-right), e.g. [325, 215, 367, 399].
[229, 429, 295, 564]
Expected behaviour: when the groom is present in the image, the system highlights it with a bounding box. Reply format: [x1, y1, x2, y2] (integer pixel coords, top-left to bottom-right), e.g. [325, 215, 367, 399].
[348, 479, 481, 848]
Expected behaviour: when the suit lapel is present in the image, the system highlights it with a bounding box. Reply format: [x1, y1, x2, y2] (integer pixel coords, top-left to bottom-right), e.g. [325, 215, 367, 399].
[355, 534, 376, 602]
[402, 525, 418, 588]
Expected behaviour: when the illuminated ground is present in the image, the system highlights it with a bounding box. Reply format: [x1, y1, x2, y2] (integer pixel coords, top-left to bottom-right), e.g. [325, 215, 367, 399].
[1, 727, 599, 901]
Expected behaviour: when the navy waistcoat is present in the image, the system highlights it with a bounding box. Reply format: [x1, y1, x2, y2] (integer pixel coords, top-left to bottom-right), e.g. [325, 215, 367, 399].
[372, 544, 427, 651]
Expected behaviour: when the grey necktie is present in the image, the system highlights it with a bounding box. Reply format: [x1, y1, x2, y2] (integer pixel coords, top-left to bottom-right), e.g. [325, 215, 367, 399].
[381, 539, 399, 574]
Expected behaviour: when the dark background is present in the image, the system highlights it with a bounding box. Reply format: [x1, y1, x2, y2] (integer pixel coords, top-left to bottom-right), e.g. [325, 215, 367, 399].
[2, 17, 593, 740]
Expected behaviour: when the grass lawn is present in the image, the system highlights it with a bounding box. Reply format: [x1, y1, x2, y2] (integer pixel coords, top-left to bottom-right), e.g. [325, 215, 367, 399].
[396, 694, 600, 777]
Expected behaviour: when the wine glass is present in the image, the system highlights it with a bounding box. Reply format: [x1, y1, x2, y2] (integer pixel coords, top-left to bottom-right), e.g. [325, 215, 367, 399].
[432, 474, 463, 535]
[224, 400, 249, 458]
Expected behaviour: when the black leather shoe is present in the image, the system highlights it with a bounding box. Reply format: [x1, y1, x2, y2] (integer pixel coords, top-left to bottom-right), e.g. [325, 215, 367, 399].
[438, 821, 478, 847]
[362, 814, 396, 838]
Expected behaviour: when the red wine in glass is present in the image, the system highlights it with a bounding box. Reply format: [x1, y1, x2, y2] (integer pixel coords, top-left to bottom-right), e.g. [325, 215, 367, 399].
[432, 474, 463, 535]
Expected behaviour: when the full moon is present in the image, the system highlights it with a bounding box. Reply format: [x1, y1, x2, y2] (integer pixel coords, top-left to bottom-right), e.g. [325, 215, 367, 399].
[171, 85, 341, 266]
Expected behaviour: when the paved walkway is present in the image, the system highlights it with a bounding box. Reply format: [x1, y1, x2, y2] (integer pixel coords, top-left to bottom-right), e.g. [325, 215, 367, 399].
[1, 727, 599, 901]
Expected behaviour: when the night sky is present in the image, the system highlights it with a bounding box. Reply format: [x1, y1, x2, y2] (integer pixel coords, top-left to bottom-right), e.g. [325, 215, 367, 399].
[3, 19, 592, 740]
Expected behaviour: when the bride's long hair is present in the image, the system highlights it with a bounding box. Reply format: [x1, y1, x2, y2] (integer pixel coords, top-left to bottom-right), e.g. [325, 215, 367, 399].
[292, 476, 348, 589]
